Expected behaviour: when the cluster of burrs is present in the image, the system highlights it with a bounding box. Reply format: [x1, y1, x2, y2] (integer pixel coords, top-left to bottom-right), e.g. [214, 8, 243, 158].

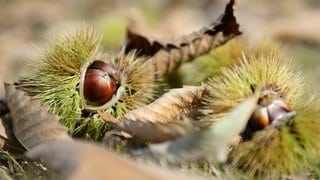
[1, 0, 320, 179]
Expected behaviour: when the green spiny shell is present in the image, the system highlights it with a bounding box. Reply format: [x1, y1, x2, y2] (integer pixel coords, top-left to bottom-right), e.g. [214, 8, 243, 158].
[17, 26, 156, 140]
[203, 53, 304, 122]
[230, 104, 320, 176]
[202, 52, 320, 176]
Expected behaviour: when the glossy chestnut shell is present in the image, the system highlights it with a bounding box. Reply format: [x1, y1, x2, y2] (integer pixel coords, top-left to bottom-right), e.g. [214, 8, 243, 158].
[83, 60, 120, 106]
[248, 90, 292, 131]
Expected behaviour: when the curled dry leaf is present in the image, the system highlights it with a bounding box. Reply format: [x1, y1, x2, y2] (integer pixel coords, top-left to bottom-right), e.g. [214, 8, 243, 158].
[26, 140, 207, 180]
[101, 86, 206, 143]
[123, 86, 206, 123]
[5, 83, 71, 150]
[125, 0, 241, 78]
[132, 95, 258, 165]
[116, 117, 194, 144]
[0, 118, 25, 152]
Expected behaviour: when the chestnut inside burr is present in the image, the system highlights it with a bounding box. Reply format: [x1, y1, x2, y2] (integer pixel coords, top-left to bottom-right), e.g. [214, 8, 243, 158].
[83, 60, 121, 106]
[88, 60, 121, 84]
[249, 91, 292, 130]
[242, 90, 292, 140]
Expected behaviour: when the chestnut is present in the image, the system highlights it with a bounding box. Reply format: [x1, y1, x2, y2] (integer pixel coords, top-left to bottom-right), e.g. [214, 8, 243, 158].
[84, 68, 117, 106]
[249, 106, 269, 130]
[248, 90, 292, 131]
[80, 60, 122, 109]
[88, 60, 120, 84]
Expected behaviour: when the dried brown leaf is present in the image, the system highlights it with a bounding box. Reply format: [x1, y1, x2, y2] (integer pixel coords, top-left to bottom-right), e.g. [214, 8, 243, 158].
[116, 117, 195, 144]
[124, 86, 206, 123]
[102, 86, 207, 143]
[26, 140, 206, 180]
[0, 118, 25, 152]
[125, 29, 162, 57]
[132, 95, 258, 165]
[5, 83, 71, 150]
[125, 0, 241, 78]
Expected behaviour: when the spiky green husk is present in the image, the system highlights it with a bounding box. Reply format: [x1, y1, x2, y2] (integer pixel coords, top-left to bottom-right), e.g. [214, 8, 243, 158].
[202, 52, 320, 176]
[230, 102, 320, 176]
[17, 26, 156, 140]
[18, 26, 99, 133]
[203, 53, 304, 122]
[111, 52, 156, 110]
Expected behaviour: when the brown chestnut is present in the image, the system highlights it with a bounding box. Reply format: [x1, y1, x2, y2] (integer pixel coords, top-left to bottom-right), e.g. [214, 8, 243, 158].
[249, 106, 269, 130]
[88, 60, 120, 84]
[82, 60, 120, 106]
[248, 90, 292, 131]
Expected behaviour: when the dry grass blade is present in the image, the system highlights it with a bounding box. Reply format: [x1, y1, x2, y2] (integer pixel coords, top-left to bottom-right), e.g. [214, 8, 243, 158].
[26, 140, 206, 180]
[132, 95, 258, 165]
[102, 86, 206, 143]
[5, 83, 71, 150]
[0, 168, 13, 180]
[125, 0, 241, 78]
[0, 119, 8, 149]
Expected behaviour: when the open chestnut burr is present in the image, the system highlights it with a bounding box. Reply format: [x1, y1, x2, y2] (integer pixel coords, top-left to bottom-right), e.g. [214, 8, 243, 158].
[79, 60, 125, 111]
[248, 89, 292, 131]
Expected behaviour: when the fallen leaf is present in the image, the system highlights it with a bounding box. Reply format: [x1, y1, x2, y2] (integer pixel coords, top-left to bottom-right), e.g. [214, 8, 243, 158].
[5, 83, 71, 150]
[102, 86, 206, 143]
[132, 95, 258, 164]
[26, 140, 207, 180]
[0, 117, 25, 152]
[124, 0, 241, 78]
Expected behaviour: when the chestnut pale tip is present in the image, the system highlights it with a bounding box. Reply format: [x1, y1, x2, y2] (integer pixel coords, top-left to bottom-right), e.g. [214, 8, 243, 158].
[79, 60, 125, 111]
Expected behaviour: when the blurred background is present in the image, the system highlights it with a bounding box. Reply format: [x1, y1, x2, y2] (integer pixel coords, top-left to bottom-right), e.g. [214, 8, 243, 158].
[0, 0, 320, 98]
